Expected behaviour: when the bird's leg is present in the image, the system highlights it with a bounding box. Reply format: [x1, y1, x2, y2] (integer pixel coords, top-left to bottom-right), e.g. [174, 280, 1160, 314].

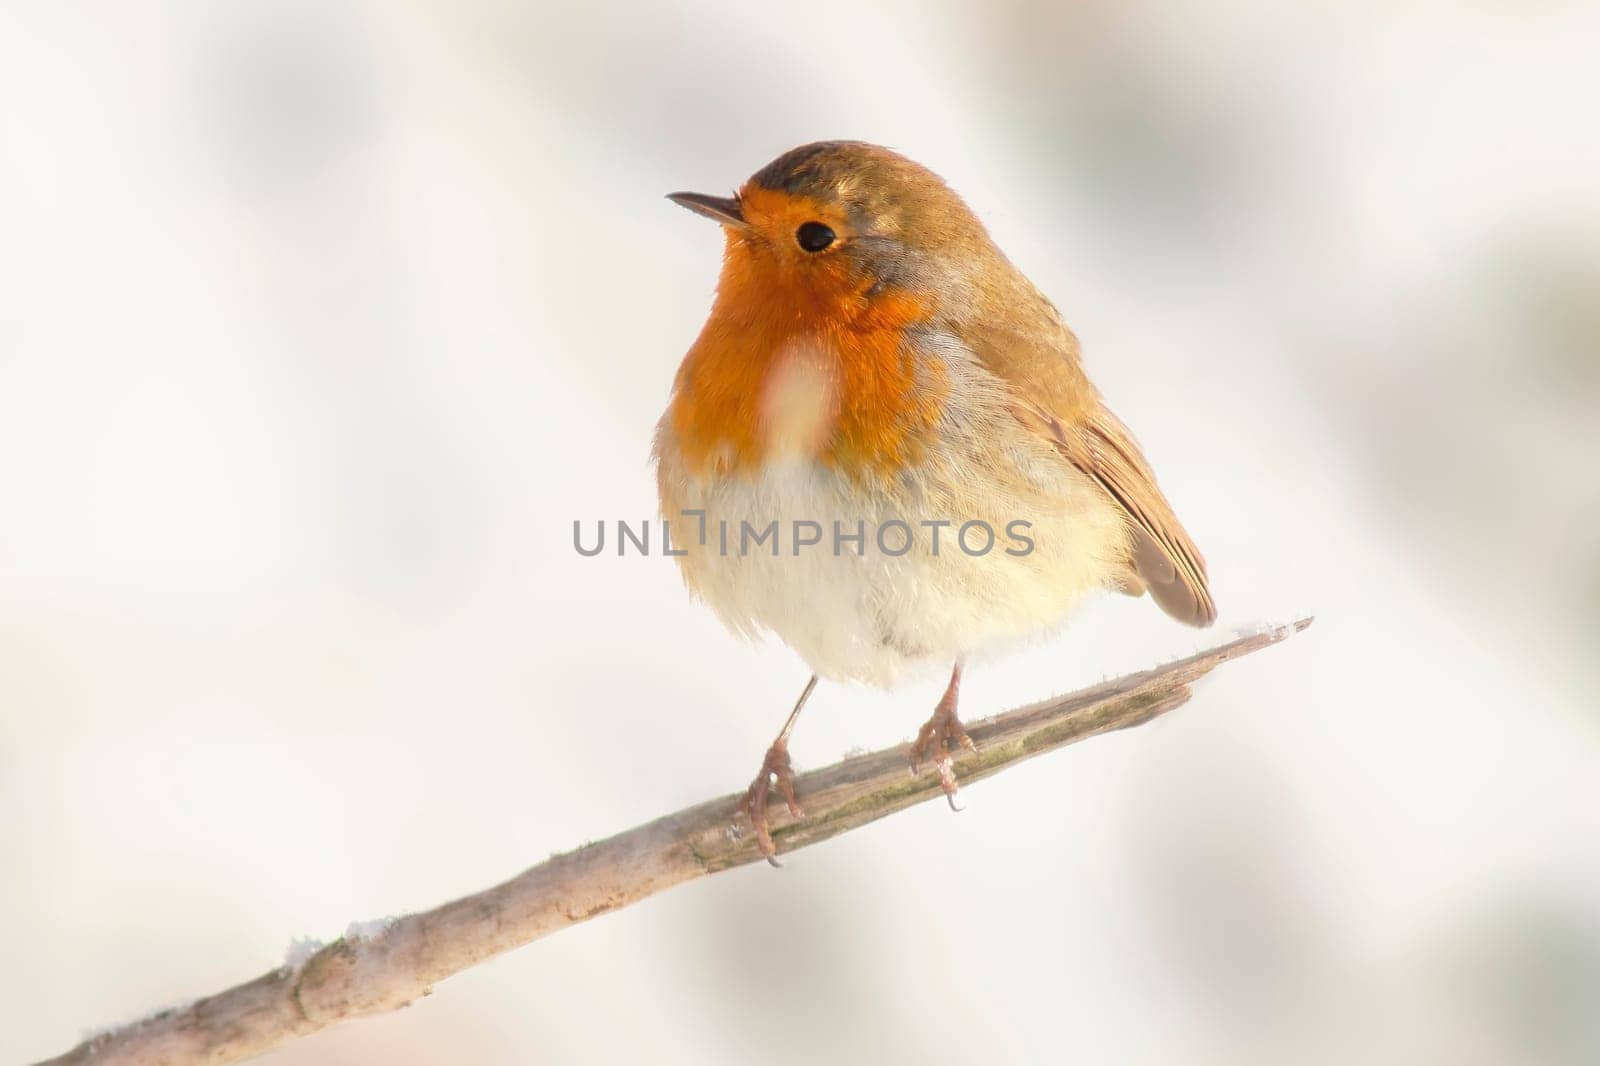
[743, 674, 818, 867]
[910, 661, 978, 810]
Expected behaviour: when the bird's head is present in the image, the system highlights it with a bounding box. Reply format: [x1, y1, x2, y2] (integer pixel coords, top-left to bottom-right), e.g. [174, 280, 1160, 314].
[668, 141, 994, 324]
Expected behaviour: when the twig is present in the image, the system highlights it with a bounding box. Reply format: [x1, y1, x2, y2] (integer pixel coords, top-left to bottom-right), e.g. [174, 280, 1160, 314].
[35, 619, 1310, 1066]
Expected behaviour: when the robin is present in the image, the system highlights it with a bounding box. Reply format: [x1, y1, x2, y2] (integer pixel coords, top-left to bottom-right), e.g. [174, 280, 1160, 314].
[655, 141, 1215, 864]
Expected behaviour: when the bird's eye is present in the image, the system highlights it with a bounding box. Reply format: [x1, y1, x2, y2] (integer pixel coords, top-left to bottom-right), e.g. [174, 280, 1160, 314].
[795, 221, 835, 253]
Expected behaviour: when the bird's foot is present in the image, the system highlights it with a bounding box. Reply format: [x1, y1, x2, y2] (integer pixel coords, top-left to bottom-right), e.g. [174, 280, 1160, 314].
[743, 739, 804, 866]
[910, 703, 978, 810]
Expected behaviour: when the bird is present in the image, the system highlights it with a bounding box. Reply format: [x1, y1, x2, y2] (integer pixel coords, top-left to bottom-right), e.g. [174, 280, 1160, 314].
[654, 141, 1215, 864]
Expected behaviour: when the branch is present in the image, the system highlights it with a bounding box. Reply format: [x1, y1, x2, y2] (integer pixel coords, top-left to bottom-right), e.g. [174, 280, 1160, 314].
[37, 619, 1310, 1066]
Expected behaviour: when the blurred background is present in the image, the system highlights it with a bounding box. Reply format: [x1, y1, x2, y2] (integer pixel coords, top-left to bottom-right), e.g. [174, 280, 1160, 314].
[3, 2, 1598, 1063]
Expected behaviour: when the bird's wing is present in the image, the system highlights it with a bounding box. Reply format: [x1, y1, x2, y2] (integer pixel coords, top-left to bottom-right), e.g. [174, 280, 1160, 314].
[966, 308, 1217, 628]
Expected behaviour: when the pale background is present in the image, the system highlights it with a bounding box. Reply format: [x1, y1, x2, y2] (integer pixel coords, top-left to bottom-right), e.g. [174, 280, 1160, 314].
[4, 2, 1599, 1064]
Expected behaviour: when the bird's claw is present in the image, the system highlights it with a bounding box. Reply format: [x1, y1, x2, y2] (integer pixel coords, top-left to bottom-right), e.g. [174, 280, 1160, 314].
[911, 706, 977, 809]
[744, 741, 803, 866]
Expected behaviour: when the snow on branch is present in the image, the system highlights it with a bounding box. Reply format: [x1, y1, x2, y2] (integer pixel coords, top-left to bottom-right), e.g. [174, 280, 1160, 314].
[34, 619, 1310, 1066]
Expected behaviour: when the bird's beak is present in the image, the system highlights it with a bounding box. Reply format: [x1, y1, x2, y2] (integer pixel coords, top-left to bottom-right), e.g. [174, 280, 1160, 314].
[666, 191, 745, 228]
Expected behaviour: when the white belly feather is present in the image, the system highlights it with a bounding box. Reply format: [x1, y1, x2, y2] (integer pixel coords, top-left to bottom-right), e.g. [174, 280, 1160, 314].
[655, 360, 1130, 686]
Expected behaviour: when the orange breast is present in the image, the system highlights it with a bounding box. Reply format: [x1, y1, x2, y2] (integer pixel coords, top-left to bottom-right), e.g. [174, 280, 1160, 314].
[668, 232, 946, 479]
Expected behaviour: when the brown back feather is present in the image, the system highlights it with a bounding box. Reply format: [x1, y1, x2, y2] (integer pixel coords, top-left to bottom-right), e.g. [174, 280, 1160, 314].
[963, 298, 1217, 628]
